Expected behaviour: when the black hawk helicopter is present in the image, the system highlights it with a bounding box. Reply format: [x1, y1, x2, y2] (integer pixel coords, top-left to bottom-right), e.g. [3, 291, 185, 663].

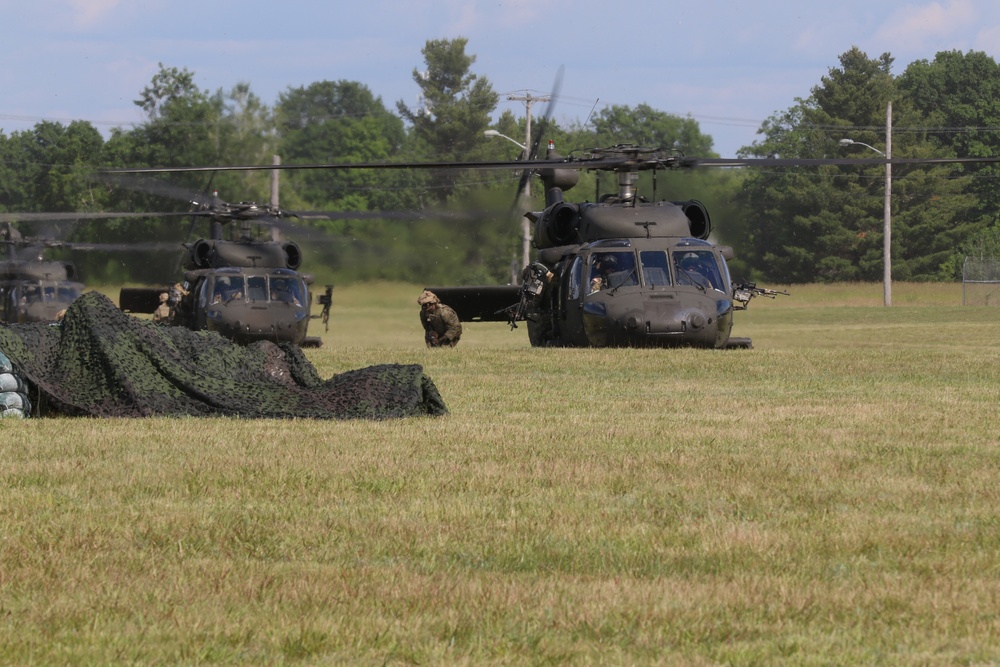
[0, 232, 84, 323]
[118, 191, 325, 347]
[0, 219, 175, 324]
[427, 142, 787, 349]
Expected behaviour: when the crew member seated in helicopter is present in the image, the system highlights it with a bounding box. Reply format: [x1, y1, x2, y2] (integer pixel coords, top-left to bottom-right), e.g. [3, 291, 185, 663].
[270, 277, 302, 306]
[212, 277, 243, 304]
[589, 252, 637, 293]
[20, 286, 41, 305]
[675, 252, 723, 291]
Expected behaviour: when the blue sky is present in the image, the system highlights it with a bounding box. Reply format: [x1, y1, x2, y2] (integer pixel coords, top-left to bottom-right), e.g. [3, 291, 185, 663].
[3, 0, 999, 158]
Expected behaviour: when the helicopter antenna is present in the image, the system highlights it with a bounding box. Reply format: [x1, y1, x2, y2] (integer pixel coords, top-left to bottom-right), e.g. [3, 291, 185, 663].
[583, 97, 600, 128]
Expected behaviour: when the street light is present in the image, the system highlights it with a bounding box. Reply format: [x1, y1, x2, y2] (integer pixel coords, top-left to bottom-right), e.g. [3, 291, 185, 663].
[483, 129, 526, 151]
[838, 138, 884, 157]
[839, 102, 893, 306]
[485, 129, 532, 275]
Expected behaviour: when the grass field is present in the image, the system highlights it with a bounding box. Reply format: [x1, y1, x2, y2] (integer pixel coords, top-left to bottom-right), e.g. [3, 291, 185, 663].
[2, 282, 999, 664]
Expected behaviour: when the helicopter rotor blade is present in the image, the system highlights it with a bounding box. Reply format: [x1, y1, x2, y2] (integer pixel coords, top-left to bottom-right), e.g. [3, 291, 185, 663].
[0, 211, 191, 223]
[42, 241, 182, 252]
[509, 66, 564, 218]
[100, 172, 204, 205]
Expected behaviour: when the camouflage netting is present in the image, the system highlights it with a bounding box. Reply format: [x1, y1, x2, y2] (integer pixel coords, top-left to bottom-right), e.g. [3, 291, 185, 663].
[0, 292, 447, 419]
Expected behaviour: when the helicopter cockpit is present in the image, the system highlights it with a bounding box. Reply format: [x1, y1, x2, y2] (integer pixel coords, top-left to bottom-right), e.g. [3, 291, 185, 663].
[578, 239, 731, 297]
[205, 270, 307, 307]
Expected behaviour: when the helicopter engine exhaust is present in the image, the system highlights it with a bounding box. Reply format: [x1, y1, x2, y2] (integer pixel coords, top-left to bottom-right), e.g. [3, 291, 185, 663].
[535, 203, 580, 248]
[672, 200, 711, 239]
[192, 239, 214, 268]
[283, 241, 302, 270]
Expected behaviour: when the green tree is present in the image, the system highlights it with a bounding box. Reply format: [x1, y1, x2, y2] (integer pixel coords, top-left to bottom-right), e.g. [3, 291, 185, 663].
[397, 38, 499, 201]
[591, 103, 716, 156]
[211, 82, 277, 199]
[898, 50, 1000, 241]
[276, 80, 419, 212]
[130, 64, 220, 170]
[737, 47, 969, 283]
[0, 121, 104, 215]
[274, 80, 433, 284]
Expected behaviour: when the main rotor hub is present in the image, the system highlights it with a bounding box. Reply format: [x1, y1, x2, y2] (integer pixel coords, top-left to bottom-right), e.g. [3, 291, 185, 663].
[618, 171, 639, 200]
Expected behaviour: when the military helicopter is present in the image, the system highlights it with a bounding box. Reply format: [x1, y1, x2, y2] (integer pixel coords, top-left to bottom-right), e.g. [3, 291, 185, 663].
[0, 233, 84, 323]
[421, 142, 788, 348]
[118, 191, 323, 347]
[0, 220, 172, 324]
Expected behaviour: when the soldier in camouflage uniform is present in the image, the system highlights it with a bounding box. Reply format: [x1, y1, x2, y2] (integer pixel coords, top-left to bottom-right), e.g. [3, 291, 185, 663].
[152, 293, 171, 323]
[417, 290, 462, 347]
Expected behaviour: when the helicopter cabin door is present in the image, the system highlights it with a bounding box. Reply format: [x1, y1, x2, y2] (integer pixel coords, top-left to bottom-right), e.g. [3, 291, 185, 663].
[556, 255, 587, 346]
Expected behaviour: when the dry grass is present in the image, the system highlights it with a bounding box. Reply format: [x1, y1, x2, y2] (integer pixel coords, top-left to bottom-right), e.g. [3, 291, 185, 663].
[2, 282, 999, 665]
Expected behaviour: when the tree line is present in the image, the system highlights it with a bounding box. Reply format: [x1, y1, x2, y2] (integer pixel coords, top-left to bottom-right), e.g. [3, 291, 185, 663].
[1, 39, 998, 287]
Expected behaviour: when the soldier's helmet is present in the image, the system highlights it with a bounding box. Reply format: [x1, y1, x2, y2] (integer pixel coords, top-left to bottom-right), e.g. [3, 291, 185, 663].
[597, 254, 618, 271]
[417, 290, 440, 306]
[680, 254, 701, 270]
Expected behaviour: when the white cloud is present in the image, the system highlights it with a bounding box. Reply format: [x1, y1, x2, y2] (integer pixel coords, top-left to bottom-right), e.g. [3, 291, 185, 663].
[66, 0, 123, 28]
[874, 0, 978, 45]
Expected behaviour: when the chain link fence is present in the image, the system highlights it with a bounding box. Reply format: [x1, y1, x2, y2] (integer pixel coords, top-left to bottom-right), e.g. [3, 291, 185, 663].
[963, 257, 1000, 306]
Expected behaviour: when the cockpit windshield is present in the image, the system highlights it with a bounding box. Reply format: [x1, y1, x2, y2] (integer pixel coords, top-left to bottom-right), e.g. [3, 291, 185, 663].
[588, 251, 638, 293]
[17, 283, 80, 304]
[673, 250, 725, 292]
[212, 276, 245, 303]
[269, 276, 304, 306]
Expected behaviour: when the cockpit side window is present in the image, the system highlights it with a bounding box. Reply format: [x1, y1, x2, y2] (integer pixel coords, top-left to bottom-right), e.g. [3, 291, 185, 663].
[212, 276, 245, 303]
[269, 276, 303, 306]
[589, 251, 638, 293]
[673, 250, 724, 292]
[22, 286, 41, 304]
[58, 286, 81, 300]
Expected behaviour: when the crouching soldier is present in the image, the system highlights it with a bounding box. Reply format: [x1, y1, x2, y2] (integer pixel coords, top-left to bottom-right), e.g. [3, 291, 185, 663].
[417, 290, 462, 348]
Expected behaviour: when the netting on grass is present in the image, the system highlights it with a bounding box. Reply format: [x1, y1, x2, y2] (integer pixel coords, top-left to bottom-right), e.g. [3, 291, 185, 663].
[0, 292, 447, 419]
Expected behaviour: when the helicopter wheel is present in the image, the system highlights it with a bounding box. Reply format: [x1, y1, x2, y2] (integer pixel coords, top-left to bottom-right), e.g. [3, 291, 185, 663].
[725, 337, 753, 350]
[526, 320, 554, 347]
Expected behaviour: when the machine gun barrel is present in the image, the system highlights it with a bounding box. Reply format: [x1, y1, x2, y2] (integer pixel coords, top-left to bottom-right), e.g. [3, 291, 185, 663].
[496, 299, 524, 330]
[732, 281, 790, 310]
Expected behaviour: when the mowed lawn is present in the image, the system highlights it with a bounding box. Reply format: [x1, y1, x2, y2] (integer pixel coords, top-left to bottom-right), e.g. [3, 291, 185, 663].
[2, 282, 999, 665]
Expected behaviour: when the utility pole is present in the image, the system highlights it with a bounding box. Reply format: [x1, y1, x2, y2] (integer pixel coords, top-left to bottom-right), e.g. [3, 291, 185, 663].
[270, 155, 281, 241]
[883, 100, 892, 307]
[506, 92, 551, 272]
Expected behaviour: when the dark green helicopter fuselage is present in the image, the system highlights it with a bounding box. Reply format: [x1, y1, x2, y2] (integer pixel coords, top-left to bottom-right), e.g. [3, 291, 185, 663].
[530, 237, 737, 348]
